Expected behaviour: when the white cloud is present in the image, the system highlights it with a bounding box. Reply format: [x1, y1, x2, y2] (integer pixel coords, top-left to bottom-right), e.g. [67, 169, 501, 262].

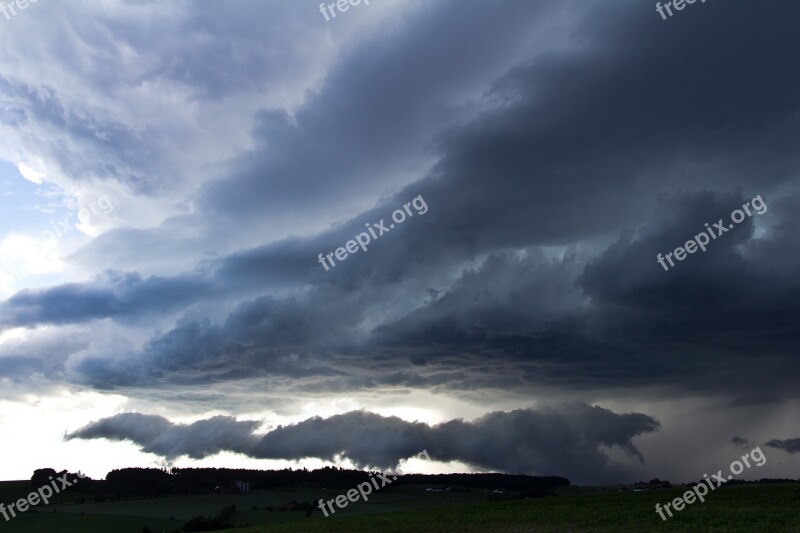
[15, 162, 44, 184]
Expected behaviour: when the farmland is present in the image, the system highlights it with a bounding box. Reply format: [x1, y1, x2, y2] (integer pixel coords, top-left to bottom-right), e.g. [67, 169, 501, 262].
[1, 480, 799, 532]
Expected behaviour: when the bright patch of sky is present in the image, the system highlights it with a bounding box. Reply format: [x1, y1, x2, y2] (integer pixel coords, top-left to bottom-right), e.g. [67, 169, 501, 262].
[0, 159, 76, 295]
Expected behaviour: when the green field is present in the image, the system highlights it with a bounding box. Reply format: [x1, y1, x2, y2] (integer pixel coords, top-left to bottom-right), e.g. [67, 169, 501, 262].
[1, 481, 799, 532]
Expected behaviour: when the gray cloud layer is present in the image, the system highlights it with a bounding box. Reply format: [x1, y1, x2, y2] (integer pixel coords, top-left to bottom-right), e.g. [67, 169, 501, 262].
[766, 439, 800, 455]
[1, 0, 799, 482]
[2, 1, 797, 402]
[67, 403, 659, 483]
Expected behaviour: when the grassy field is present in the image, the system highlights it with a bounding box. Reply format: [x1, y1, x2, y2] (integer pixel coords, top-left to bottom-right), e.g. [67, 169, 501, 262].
[0, 512, 182, 533]
[1, 481, 799, 532]
[253, 484, 800, 532]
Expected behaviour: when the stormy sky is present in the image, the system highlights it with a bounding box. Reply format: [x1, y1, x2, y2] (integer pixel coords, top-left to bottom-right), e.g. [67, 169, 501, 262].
[1, 0, 799, 485]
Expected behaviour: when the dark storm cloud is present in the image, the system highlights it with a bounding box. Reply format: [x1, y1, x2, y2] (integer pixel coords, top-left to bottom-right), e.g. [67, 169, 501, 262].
[68, 413, 174, 446]
[3, 0, 800, 405]
[728, 394, 786, 408]
[348, 0, 800, 396]
[71, 0, 566, 270]
[376, 191, 799, 395]
[0, 356, 45, 380]
[0, 270, 211, 327]
[197, 0, 564, 222]
[0, 325, 89, 389]
[67, 412, 261, 460]
[253, 404, 659, 481]
[765, 439, 800, 455]
[731, 436, 754, 450]
[68, 403, 660, 483]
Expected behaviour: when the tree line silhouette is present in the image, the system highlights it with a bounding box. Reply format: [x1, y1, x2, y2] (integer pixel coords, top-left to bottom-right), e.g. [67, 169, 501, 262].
[31, 466, 570, 499]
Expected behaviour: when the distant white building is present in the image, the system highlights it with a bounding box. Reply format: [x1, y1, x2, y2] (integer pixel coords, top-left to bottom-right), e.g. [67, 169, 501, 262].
[235, 481, 251, 493]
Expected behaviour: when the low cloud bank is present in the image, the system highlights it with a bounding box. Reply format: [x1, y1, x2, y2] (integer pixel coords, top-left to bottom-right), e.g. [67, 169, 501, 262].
[67, 403, 659, 483]
[766, 438, 800, 454]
